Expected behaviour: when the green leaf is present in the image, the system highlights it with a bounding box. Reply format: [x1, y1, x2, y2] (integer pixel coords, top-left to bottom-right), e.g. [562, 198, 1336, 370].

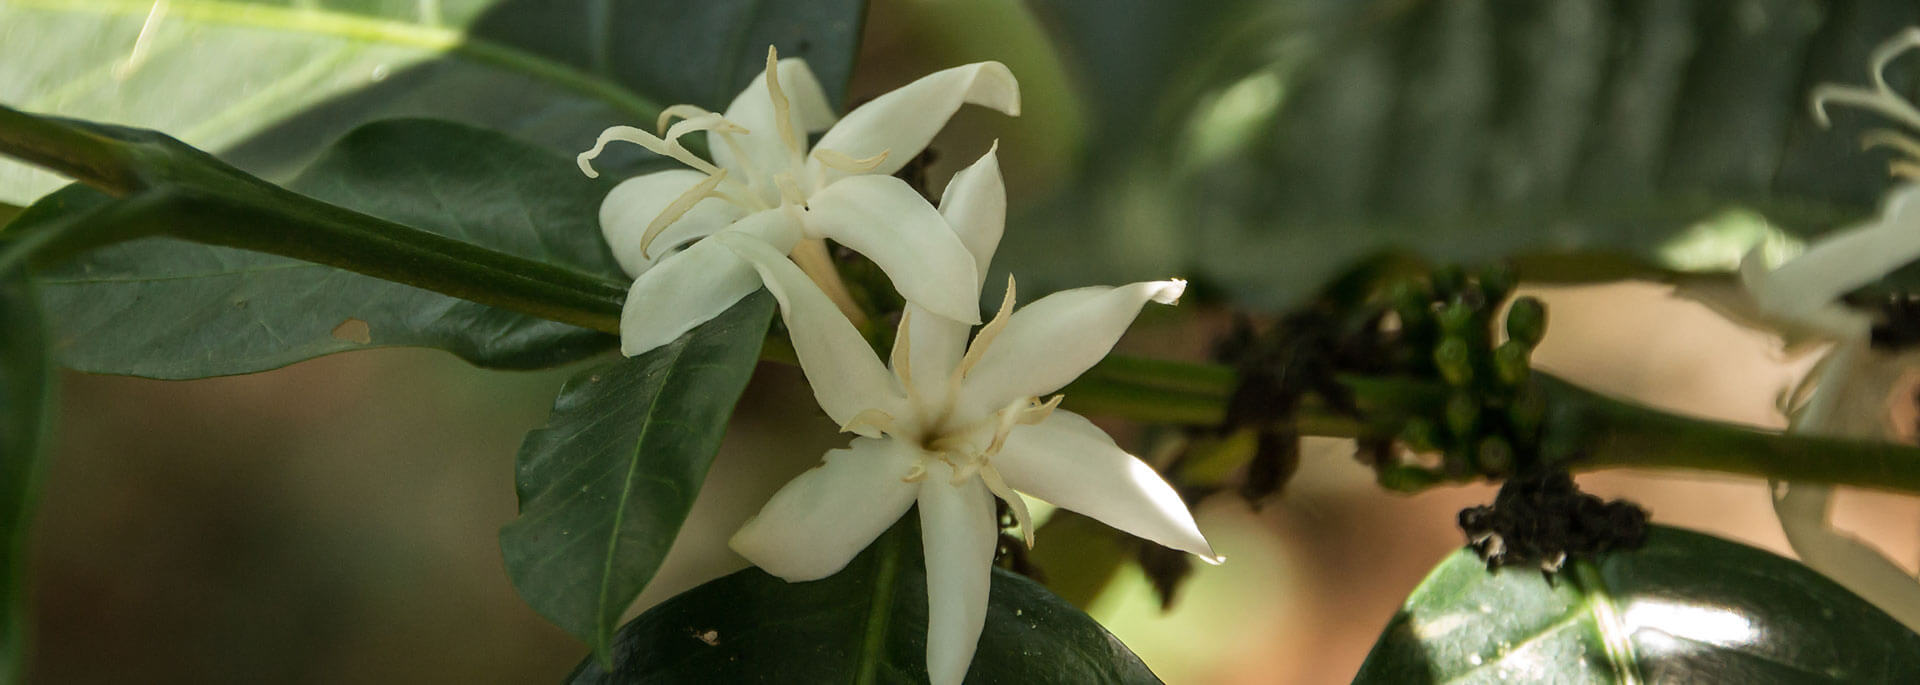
[0, 0, 866, 203]
[1354, 525, 1920, 683]
[1012, 0, 1919, 307]
[500, 292, 773, 662]
[569, 523, 1161, 684]
[0, 270, 55, 682]
[21, 118, 627, 378]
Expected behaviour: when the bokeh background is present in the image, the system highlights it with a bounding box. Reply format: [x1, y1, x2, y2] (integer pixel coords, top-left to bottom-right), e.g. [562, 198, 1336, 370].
[20, 0, 1920, 683]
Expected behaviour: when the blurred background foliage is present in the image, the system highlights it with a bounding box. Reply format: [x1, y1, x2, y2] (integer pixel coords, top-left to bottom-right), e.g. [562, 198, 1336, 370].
[11, 0, 1920, 682]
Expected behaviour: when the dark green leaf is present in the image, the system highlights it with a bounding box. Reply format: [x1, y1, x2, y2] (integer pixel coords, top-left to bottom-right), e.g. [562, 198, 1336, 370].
[0, 270, 55, 682]
[23, 118, 626, 378]
[1354, 525, 1920, 683]
[0, 0, 866, 203]
[570, 523, 1160, 684]
[1012, 0, 1919, 307]
[500, 292, 773, 662]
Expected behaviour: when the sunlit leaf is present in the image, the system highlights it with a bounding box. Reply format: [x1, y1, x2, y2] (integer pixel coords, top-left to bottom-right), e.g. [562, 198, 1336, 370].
[0, 0, 866, 203]
[499, 292, 773, 662]
[1354, 525, 1920, 683]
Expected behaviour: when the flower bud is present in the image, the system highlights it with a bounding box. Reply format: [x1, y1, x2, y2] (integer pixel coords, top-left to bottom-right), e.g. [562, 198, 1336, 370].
[1494, 340, 1531, 386]
[1476, 436, 1515, 475]
[1446, 391, 1480, 439]
[1434, 337, 1474, 386]
[1506, 296, 1547, 347]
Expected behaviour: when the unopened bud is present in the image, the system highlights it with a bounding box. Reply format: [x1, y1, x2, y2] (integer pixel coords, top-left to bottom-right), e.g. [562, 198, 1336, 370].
[1446, 391, 1480, 439]
[1506, 296, 1547, 347]
[1435, 337, 1474, 386]
[1494, 340, 1531, 386]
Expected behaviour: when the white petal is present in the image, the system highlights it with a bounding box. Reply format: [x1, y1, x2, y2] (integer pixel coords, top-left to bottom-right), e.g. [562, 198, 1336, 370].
[995, 410, 1216, 560]
[938, 145, 1006, 285]
[916, 465, 998, 685]
[1774, 480, 1920, 632]
[804, 175, 983, 324]
[729, 438, 922, 581]
[599, 169, 747, 276]
[958, 280, 1186, 414]
[717, 232, 903, 430]
[618, 210, 800, 357]
[807, 62, 1020, 185]
[1752, 183, 1920, 335]
[713, 57, 837, 179]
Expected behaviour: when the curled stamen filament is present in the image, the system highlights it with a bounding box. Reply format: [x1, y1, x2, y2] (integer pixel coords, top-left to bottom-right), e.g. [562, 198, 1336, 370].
[577, 125, 720, 178]
[1811, 28, 1920, 132]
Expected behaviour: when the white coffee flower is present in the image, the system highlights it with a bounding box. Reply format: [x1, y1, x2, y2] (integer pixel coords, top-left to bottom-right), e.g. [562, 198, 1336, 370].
[578, 47, 1020, 355]
[721, 150, 1216, 685]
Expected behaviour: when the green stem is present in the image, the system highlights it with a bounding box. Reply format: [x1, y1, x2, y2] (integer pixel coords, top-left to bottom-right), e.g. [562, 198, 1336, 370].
[0, 107, 140, 195]
[853, 521, 908, 685]
[1548, 375, 1920, 493]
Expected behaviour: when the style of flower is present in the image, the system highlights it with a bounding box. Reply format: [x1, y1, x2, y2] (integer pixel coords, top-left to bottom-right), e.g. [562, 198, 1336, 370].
[578, 47, 1020, 355]
[717, 149, 1217, 685]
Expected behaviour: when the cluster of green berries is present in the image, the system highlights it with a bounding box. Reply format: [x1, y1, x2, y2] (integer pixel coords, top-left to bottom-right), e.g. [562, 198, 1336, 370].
[1386, 266, 1549, 482]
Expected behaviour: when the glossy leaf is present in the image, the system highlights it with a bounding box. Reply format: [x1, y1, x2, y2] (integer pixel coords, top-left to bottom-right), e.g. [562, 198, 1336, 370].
[1011, 0, 1919, 307]
[500, 292, 774, 662]
[20, 118, 626, 378]
[570, 523, 1161, 684]
[0, 270, 54, 681]
[0, 0, 865, 203]
[1354, 525, 1920, 683]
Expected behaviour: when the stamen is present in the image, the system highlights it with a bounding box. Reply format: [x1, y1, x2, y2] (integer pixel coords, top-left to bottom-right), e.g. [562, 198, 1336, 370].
[577, 125, 720, 179]
[902, 463, 929, 483]
[663, 113, 748, 141]
[638, 169, 728, 259]
[764, 47, 808, 169]
[1810, 28, 1920, 131]
[1862, 128, 1920, 178]
[978, 466, 1035, 547]
[656, 104, 722, 135]
[839, 407, 896, 436]
[813, 148, 892, 173]
[952, 275, 1017, 384]
[774, 172, 809, 208]
[892, 310, 921, 405]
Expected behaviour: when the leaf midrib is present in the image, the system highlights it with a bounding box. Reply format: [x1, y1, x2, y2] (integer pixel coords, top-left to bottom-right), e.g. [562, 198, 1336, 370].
[596, 342, 695, 657]
[9, 0, 662, 121]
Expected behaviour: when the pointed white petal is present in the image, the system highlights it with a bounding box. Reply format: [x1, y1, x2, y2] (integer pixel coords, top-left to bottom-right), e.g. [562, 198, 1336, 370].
[599, 169, 747, 276]
[729, 438, 922, 582]
[1753, 184, 1920, 335]
[713, 57, 837, 178]
[938, 145, 1006, 285]
[901, 304, 969, 401]
[618, 222, 779, 357]
[804, 175, 982, 324]
[808, 62, 1020, 184]
[958, 280, 1185, 413]
[717, 232, 903, 429]
[996, 410, 1215, 560]
[916, 465, 998, 685]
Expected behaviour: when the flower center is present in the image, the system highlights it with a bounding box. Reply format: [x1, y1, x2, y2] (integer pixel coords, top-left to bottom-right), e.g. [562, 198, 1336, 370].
[837, 278, 1058, 546]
